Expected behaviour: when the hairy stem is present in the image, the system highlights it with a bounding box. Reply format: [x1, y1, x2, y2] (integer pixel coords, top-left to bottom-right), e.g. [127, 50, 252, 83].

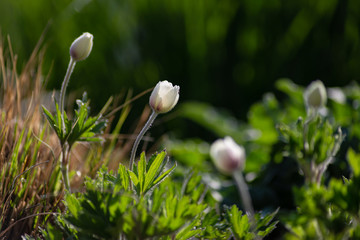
[60, 58, 76, 116]
[129, 110, 158, 171]
[60, 143, 71, 192]
[58, 58, 76, 193]
[129, 110, 158, 191]
[233, 171, 255, 219]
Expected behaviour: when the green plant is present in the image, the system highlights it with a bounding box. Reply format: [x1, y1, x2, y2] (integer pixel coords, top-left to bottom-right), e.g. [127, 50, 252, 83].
[283, 148, 360, 239]
[42, 93, 107, 191]
[42, 33, 106, 192]
[277, 114, 344, 185]
[39, 152, 278, 240]
[37, 76, 278, 240]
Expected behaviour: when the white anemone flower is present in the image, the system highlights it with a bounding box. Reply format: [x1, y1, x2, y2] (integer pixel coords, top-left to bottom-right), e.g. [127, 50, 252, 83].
[149, 80, 180, 114]
[210, 136, 246, 175]
[70, 32, 93, 61]
[304, 80, 327, 109]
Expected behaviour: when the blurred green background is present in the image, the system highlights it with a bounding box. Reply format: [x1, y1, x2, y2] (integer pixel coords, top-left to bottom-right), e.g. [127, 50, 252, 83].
[0, 0, 359, 132]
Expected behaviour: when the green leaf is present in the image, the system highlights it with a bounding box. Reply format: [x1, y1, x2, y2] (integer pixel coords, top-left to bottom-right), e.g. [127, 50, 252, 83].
[175, 219, 201, 240]
[138, 152, 147, 194]
[65, 194, 81, 219]
[129, 171, 139, 189]
[55, 102, 63, 137]
[227, 205, 254, 240]
[256, 208, 279, 237]
[117, 164, 129, 191]
[41, 223, 66, 240]
[144, 151, 166, 191]
[42, 106, 56, 128]
[150, 162, 177, 190]
[348, 148, 360, 177]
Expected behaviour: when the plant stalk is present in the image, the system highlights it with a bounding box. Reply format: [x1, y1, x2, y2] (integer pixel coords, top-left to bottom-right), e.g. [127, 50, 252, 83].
[129, 110, 158, 172]
[58, 58, 76, 192]
[61, 143, 71, 192]
[233, 171, 255, 218]
[60, 58, 76, 115]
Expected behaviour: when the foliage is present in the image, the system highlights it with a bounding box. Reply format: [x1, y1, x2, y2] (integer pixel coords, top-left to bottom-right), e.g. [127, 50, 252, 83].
[42, 93, 106, 148]
[226, 205, 278, 240]
[277, 114, 344, 184]
[283, 148, 360, 239]
[38, 153, 278, 240]
[173, 79, 360, 238]
[129, 151, 176, 196]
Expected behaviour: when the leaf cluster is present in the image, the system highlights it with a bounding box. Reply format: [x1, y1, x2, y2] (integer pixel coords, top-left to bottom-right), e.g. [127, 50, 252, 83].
[38, 151, 278, 240]
[226, 205, 278, 240]
[42, 93, 107, 148]
[129, 151, 176, 196]
[277, 114, 344, 184]
[284, 149, 360, 239]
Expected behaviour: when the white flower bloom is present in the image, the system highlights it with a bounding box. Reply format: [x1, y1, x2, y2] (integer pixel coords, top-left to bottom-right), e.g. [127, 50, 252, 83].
[149, 80, 180, 114]
[210, 137, 245, 174]
[304, 80, 327, 109]
[70, 32, 93, 61]
[328, 87, 346, 104]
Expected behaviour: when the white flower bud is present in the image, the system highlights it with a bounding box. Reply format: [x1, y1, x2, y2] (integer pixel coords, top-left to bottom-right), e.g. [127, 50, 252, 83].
[149, 80, 180, 114]
[304, 80, 327, 109]
[210, 137, 246, 175]
[70, 32, 93, 61]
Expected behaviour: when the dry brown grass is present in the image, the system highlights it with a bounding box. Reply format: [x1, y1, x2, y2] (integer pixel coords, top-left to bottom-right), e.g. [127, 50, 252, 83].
[0, 34, 63, 239]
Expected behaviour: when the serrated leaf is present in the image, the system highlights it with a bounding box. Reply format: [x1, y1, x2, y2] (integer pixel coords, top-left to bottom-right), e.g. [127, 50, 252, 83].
[175, 219, 201, 240]
[117, 164, 129, 190]
[41, 223, 65, 240]
[258, 221, 278, 237]
[146, 154, 158, 172]
[144, 151, 166, 192]
[55, 102, 63, 135]
[65, 194, 81, 219]
[138, 152, 147, 194]
[128, 171, 139, 189]
[228, 205, 254, 240]
[42, 106, 56, 127]
[42, 105, 63, 139]
[149, 162, 177, 192]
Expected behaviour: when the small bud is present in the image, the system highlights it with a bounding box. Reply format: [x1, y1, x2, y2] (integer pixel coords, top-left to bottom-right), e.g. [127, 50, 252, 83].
[210, 137, 246, 175]
[149, 80, 180, 114]
[304, 80, 327, 109]
[70, 32, 93, 61]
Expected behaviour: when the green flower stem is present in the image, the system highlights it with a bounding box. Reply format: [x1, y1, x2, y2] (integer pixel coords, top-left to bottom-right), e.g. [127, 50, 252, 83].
[129, 110, 158, 172]
[58, 58, 76, 192]
[233, 171, 254, 219]
[60, 58, 76, 115]
[303, 109, 322, 185]
[61, 163, 70, 192]
[61, 143, 71, 192]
